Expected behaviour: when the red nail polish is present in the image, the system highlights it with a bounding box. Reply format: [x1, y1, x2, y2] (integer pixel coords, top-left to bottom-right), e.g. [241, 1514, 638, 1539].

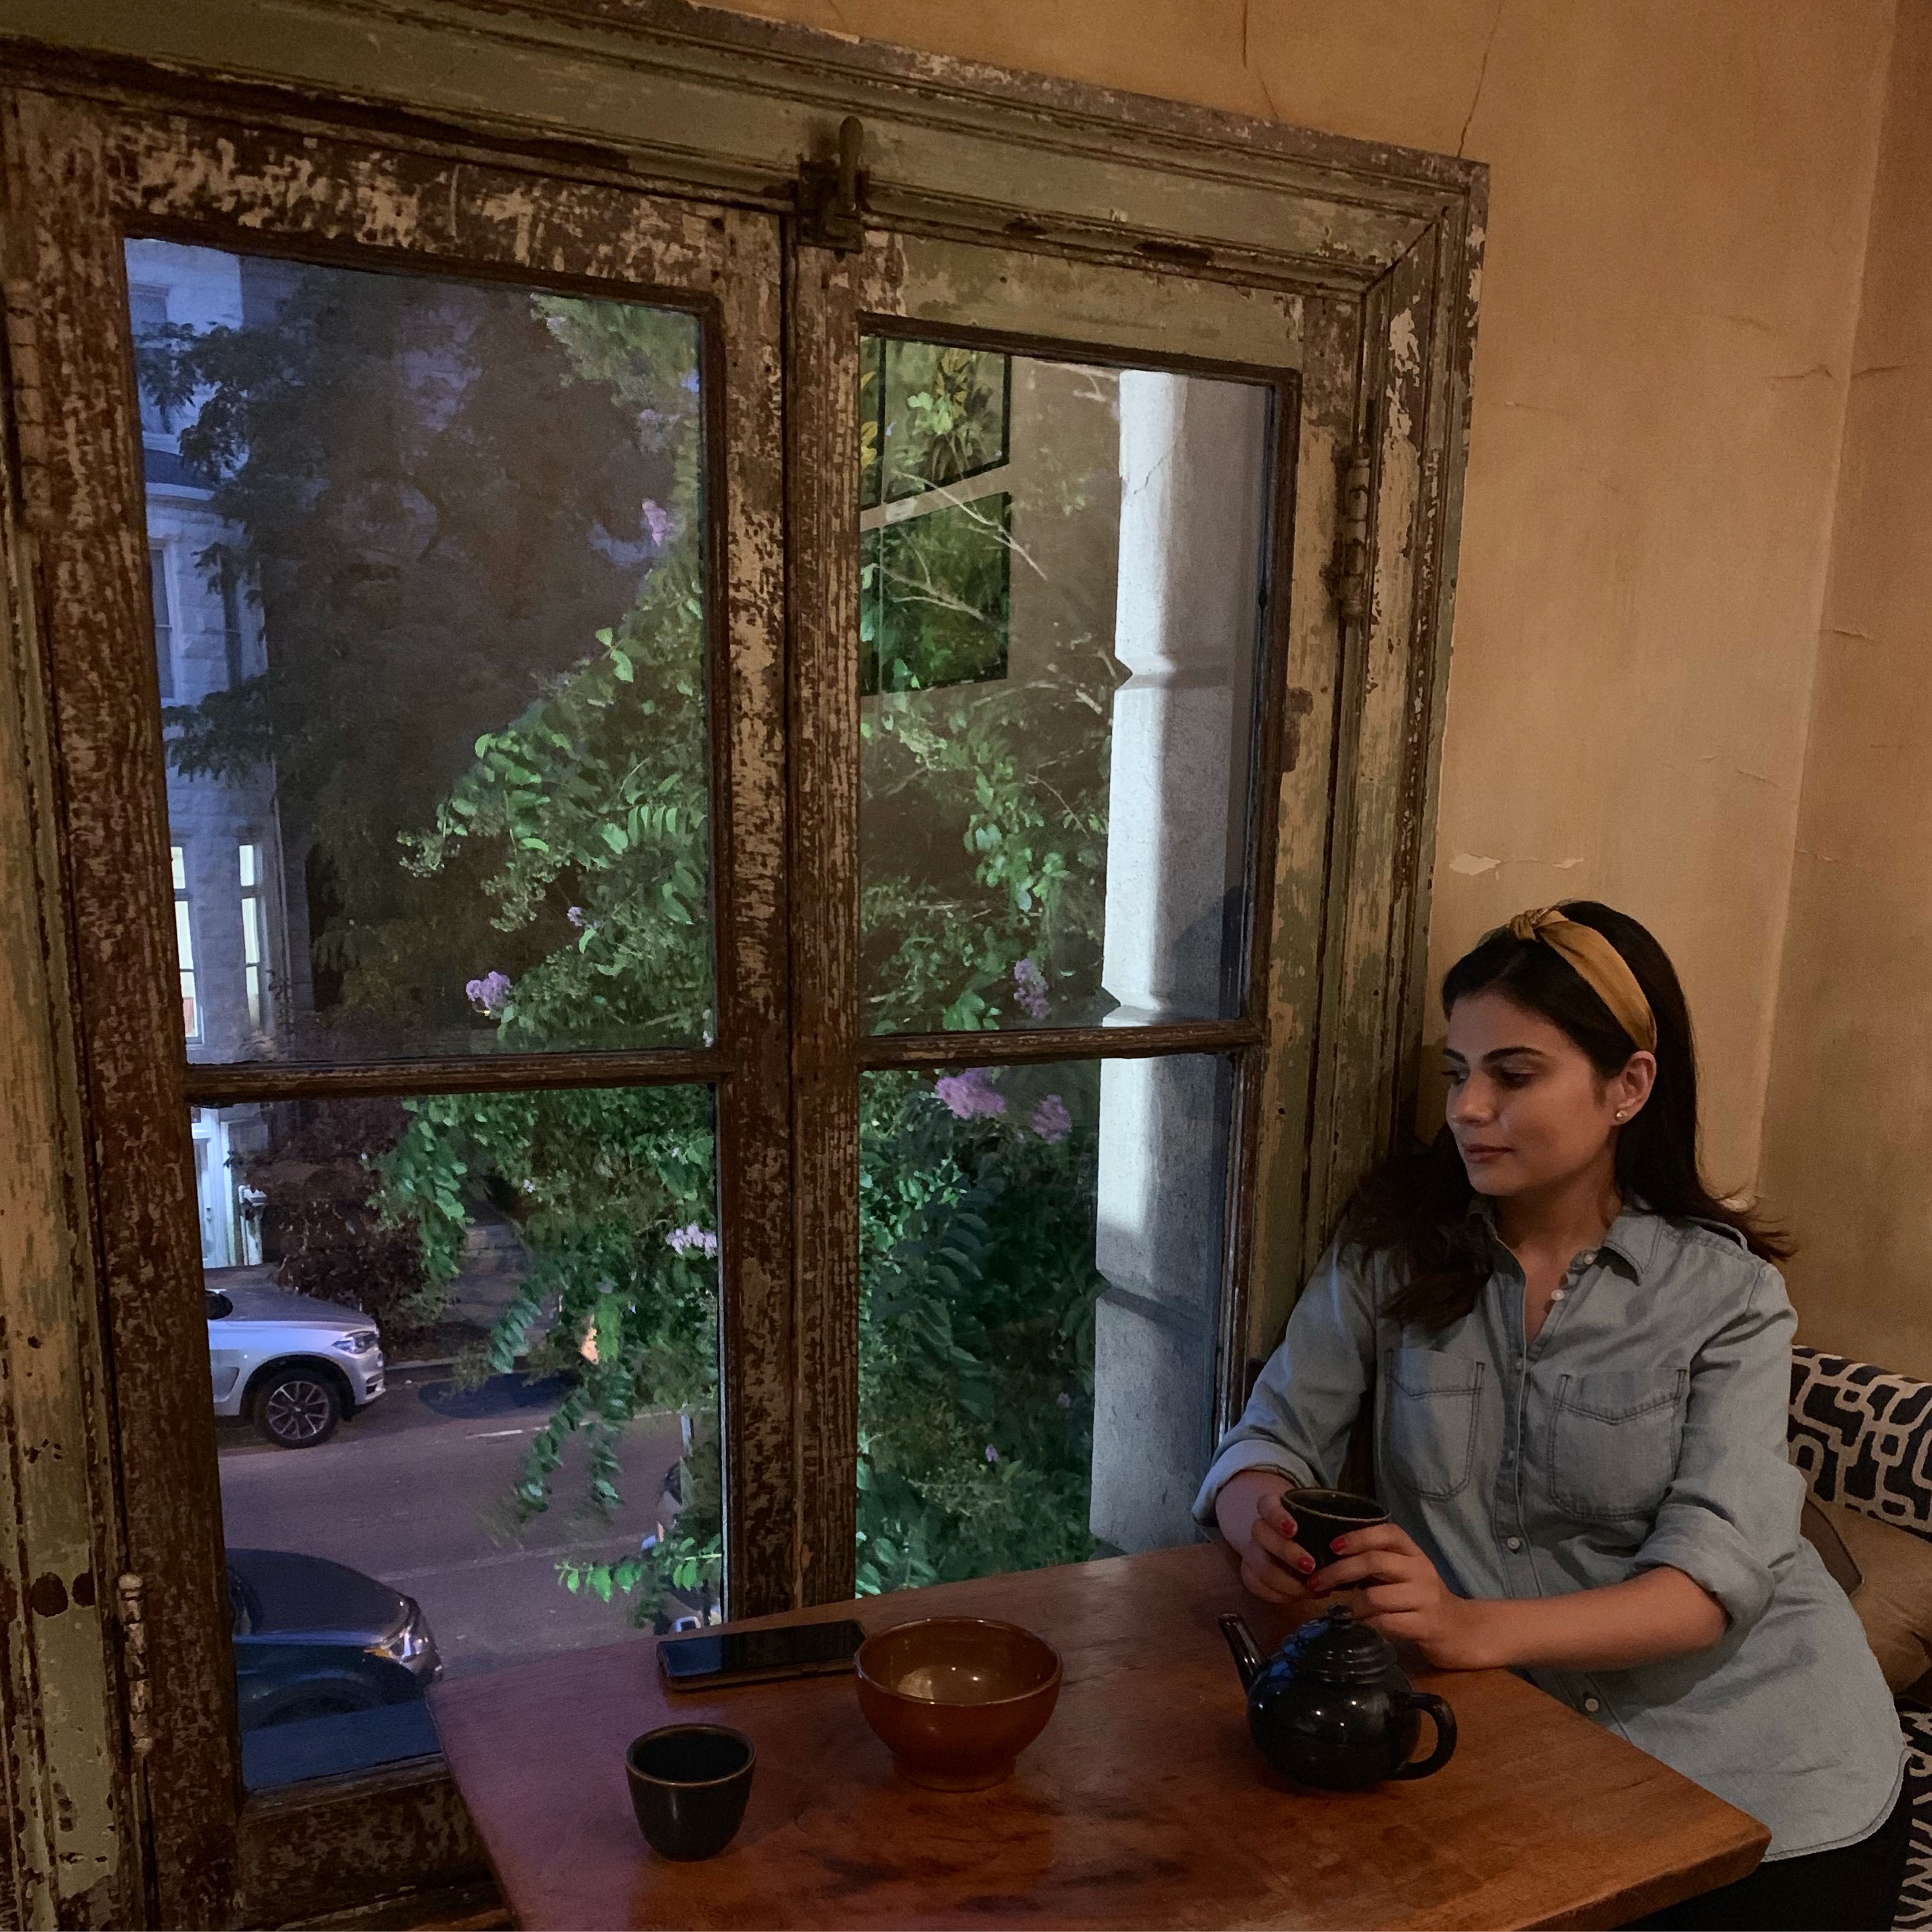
[1332, 1537, 1349, 1555]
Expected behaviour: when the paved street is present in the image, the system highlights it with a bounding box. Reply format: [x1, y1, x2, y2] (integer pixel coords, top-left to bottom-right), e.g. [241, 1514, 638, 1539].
[219, 1369, 686, 1680]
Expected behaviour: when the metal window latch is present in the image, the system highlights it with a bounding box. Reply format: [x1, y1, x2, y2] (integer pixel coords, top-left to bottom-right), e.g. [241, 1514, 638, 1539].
[1331, 433, 1376, 626]
[117, 1573, 154, 1761]
[798, 116, 867, 253]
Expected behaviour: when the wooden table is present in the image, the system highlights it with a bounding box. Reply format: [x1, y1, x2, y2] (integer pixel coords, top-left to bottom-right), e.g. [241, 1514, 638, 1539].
[431, 1543, 1767, 1929]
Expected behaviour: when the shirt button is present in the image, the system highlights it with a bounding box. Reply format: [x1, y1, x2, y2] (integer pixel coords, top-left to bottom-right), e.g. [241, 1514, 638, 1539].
[1584, 1697, 1601, 1714]
[1505, 1536, 1523, 1551]
[1551, 1288, 1567, 1301]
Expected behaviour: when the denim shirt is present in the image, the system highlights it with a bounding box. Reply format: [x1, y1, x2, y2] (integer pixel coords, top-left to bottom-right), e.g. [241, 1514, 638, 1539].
[1193, 1207, 1904, 1859]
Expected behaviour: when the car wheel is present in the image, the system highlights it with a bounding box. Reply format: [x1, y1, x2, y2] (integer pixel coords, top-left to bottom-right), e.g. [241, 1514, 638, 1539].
[255, 1371, 340, 1448]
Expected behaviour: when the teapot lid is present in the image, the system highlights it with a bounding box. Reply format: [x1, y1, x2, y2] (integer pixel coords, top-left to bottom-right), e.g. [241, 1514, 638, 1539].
[1284, 1604, 1396, 1683]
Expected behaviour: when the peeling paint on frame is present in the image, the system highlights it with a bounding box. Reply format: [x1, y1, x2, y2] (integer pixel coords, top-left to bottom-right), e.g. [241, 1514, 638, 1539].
[0, 188, 138, 1929]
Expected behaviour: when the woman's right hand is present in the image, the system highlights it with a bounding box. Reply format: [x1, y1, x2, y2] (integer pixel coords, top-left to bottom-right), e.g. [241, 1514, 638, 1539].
[1214, 1467, 1318, 1604]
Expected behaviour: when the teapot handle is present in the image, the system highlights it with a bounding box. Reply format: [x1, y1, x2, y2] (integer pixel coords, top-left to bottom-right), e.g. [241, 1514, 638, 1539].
[1390, 1692, 1457, 1780]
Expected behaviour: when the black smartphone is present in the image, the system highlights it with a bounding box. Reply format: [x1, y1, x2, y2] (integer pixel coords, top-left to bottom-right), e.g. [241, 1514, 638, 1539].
[658, 1618, 867, 1691]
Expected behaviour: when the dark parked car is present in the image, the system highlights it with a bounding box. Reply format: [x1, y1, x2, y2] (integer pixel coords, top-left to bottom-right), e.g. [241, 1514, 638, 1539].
[228, 1547, 439, 1730]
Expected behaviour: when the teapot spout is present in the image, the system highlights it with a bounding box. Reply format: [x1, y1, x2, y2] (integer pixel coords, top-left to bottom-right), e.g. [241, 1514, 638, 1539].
[1217, 1613, 1268, 1691]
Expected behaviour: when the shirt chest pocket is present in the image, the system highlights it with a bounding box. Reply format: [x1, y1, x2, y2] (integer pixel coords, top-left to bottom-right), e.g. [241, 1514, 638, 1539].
[1383, 1348, 1485, 1501]
[1547, 1369, 1688, 1521]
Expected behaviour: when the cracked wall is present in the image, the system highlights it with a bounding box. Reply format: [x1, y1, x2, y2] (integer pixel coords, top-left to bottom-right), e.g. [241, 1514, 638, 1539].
[1758, 0, 1932, 1376]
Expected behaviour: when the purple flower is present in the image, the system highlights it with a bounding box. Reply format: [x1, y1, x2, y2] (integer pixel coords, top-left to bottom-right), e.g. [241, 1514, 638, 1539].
[566, 905, 588, 930]
[1013, 957, 1050, 1021]
[985, 1444, 1000, 1465]
[465, 970, 513, 1016]
[1031, 1094, 1073, 1144]
[935, 1068, 1007, 1120]
[641, 499, 674, 547]
[668, 1223, 719, 1258]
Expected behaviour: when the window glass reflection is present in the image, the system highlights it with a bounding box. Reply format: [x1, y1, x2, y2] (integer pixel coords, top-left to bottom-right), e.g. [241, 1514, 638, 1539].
[856, 1054, 1231, 1592]
[198, 1086, 721, 1790]
[127, 238, 712, 1063]
[858, 340, 1272, 1035]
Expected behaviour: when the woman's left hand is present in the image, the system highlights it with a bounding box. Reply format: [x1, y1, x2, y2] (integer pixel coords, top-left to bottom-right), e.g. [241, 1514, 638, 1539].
[1316, 1524, 1495, 1670]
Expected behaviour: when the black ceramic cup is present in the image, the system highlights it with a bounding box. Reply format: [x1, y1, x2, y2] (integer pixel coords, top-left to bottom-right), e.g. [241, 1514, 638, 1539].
[626, 1723, 755, 1861]
[1281, 1485, 1390, 1573]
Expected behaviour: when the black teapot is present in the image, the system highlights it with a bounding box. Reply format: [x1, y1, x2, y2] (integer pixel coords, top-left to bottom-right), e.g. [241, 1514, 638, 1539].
[1219, 1605, 1457, 1790]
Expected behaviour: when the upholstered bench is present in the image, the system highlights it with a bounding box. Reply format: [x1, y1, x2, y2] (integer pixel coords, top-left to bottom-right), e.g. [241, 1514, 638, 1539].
[1789, 1346, 1932, 1929]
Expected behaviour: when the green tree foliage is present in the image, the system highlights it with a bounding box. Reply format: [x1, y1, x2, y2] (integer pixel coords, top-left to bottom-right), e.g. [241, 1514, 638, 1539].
[400, 303, 715, 1054]
[857, 343, 1121, 1035]
[138, 263, 677, 1046]
[855, 1070, 1103, 1593]
[145, 265, 1117, 1617]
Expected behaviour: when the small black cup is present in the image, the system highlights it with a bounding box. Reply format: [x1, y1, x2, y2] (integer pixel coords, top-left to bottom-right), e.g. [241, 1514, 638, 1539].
[626, 1724, 755, 1861]
[1281, 1485, 1390, 1572]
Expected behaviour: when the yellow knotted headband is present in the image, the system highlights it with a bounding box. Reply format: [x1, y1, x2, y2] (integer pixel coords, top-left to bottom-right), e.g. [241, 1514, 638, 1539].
[1507, 907, 1658, 1054]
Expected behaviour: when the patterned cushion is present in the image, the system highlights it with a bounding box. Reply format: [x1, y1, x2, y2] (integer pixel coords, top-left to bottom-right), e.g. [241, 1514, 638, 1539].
[1791, 1352, 1932, 1932]
[1790, 1346, 1932, 1543]
[1892, 1710, 1932, 1930]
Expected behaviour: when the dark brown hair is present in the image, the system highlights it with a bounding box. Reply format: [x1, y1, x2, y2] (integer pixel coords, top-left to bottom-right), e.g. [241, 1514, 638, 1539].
[1343, 901, 1787, 1331]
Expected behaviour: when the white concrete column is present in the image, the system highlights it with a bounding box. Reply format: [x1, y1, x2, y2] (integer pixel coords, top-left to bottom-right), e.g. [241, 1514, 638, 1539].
[1091, 371, 1268, 1553]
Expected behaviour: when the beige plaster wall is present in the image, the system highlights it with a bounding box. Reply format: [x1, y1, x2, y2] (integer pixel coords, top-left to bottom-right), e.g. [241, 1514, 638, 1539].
[1759, 0, 1932, 1374]
[713, 0, 1895, 1189]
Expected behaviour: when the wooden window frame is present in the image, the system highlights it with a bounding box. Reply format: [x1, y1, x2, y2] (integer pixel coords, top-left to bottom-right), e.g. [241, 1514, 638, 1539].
[790, 272, 1306, 1588]
[5, 93, 796, 1927]
[0, 7, 1484, 1925]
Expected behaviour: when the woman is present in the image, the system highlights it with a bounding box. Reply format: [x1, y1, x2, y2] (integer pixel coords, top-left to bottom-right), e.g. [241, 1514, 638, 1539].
[1198, 903, 1910, 1931]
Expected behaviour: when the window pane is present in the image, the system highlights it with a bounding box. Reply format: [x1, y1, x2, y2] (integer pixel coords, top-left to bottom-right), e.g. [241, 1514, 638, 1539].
[172, 847, 200, 1041]
[861, 497, 1011, 697]
[198, 1084, 721, 1790]
[856, 1054, 1230, 1591]
[148, 545, 174, 702]
[859, 337, 1012, 513]
[219, 558, 248, 690]
[129, 284, 173, 435]
[176, 905, 200, 1039]
[859, 341, 1272, 1035]
[238, 842, 268, 1033]
[126, 238, 712, 1064]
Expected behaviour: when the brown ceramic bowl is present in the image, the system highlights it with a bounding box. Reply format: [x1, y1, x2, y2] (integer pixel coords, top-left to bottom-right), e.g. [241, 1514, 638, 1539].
[855, 1617, 1062, 1790]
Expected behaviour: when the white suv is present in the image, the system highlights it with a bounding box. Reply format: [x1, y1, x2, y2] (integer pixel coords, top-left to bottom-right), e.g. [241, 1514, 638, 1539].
[207, 1268, 387, 1448]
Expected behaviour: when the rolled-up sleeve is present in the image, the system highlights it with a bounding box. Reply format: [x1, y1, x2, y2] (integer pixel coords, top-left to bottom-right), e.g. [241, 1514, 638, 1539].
[1631, 1258, 1806, 1632]
[1190, 1243, 1379, 1525]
